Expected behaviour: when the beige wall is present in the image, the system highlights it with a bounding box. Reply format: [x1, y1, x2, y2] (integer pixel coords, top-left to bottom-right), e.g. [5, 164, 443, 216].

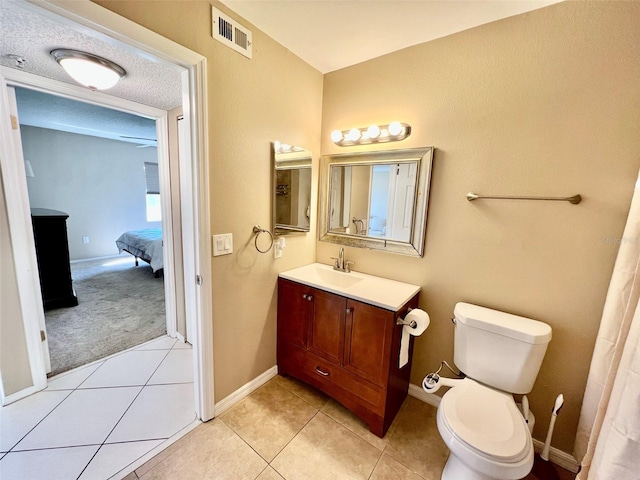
[91, 0, 640, 454]
[92, 1, 323, 401]
[319, 1, 640, 452]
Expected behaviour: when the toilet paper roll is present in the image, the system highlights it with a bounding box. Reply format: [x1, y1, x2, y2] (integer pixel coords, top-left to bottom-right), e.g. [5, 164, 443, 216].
[399, 309, 430, 368]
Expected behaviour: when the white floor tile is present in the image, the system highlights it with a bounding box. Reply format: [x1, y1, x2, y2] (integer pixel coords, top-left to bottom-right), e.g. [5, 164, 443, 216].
[14, 387, 141, 451]
[0, 390, 70, 452]
[46, 362, 104, 391]
[172, 340, 192, 349]
[136, 335, 176, 350]
[106, 383, 195, 443]
[78, 439, 164, 480]
[148, 349, 194, 385]
[79, 350, 168, 388]
[0, 445, 99, 480]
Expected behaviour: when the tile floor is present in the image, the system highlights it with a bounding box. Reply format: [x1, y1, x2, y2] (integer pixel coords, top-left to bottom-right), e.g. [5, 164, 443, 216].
[120, 375, 578, 480]
[0, 336, 197, 480]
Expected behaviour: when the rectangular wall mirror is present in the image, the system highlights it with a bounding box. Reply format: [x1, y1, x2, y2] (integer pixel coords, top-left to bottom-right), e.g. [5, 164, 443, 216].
[273, 142, 312, 235]
[319, 147, 434, 256]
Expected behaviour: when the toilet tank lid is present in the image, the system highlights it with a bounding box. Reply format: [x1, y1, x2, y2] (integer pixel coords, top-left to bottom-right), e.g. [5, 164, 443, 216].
[454, 303, 552, 345]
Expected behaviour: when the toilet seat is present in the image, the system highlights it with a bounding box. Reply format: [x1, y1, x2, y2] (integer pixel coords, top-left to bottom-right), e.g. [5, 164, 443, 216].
[439, 378, 531, 463]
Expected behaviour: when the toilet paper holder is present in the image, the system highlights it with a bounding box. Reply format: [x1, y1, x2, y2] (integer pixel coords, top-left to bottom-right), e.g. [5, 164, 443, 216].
[396, 308, 417, 328]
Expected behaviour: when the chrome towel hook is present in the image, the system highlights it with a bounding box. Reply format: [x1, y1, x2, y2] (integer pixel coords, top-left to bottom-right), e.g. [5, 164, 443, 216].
[252, 225, 274, 253]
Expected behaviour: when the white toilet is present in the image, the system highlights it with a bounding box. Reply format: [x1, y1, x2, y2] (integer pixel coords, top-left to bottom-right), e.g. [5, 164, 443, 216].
[423, 302, 552, 480]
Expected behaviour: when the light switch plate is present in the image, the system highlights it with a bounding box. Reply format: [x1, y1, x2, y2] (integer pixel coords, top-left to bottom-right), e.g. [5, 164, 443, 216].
[212, 233, 233, 256]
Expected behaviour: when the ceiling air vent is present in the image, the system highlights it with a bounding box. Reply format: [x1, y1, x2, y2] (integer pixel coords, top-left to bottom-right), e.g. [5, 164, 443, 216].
[211, 7, 252, 59]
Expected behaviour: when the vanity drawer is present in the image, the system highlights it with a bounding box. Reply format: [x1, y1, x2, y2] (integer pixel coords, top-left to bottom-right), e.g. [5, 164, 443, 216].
[287, 345, 384, 414]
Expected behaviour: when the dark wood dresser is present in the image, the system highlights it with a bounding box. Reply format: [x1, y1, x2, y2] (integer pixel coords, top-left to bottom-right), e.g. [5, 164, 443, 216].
[31, 208, 78, 310]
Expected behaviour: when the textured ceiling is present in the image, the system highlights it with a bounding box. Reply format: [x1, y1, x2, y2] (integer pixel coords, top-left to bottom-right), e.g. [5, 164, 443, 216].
[0, 0, 182, 111]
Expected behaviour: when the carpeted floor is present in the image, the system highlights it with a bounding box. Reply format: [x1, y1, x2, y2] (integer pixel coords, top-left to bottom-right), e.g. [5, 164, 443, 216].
[45, 256, 166, 376]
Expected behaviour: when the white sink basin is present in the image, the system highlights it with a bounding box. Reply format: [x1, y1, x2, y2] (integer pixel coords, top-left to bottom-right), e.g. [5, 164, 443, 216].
[314, 266, 364, 289]
[279, 263, 420, 310]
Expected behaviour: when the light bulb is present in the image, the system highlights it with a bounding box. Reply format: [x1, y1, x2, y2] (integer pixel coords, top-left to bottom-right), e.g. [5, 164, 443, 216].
[349, 128, 361, 142]
[367, 125, 381, 139]
[273, 141, 281, 152]
[331, 129, 343, 143]
[59, 58, 123, 90]
[281, 144, 291, 152]
[388, 121, 403, 136]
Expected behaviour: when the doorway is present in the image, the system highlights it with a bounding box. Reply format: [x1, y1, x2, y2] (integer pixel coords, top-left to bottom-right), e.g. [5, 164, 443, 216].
[13, 86, 172, 376]
[0, 0, 213, 420]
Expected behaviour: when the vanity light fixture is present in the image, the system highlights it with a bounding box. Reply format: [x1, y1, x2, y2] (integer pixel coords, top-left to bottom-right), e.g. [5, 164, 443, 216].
[331, 121, 411, 146]
[50, 49, 126, 91]
[273, 141, 305, 154]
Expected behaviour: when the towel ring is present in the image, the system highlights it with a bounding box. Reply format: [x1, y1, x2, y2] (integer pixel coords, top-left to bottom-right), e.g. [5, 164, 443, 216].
[252, 225, 274, 253]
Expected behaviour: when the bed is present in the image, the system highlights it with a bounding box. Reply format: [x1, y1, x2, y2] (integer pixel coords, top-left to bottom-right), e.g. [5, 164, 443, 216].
[116, 228, 163, 276]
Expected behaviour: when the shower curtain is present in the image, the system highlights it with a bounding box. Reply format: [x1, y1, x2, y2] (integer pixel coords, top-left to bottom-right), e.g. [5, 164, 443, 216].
[575, 173, 640, 479]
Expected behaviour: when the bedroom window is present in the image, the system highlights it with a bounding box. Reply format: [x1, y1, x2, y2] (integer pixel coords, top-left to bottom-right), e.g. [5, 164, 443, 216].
[144, 162, 161, 222]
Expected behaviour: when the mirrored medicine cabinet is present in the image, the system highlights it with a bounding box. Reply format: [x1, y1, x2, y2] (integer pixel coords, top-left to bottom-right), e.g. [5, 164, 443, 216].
[318, 147, 434, 257]
[272, 142, 312, 235]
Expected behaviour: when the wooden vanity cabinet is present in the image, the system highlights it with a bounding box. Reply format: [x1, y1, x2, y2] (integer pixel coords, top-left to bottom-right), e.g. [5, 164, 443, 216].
[277, 277, 419, 437]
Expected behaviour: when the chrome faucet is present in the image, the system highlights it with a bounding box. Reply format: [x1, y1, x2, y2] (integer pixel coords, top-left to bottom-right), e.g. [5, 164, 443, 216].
[331, 247, 354, 273]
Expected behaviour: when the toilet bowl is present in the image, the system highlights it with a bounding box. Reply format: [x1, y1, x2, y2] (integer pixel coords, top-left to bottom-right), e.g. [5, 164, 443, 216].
[423, 302, 552, 480]
[436, 378, 533, 480]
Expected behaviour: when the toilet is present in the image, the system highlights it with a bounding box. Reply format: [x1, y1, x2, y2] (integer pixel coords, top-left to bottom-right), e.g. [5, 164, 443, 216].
[423, 302, 552, 480]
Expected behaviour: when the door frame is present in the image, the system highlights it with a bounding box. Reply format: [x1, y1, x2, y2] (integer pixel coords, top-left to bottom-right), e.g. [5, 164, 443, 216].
[0, 0, 214, 420]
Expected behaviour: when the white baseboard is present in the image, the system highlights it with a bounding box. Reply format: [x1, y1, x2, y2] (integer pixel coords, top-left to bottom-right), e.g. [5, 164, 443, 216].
[214, 366, 278, 417]
[532, 439, 580, 473]
[70, 254, 121, 264]
[407, 383, 580, 474]
[408, 382, 441, 408]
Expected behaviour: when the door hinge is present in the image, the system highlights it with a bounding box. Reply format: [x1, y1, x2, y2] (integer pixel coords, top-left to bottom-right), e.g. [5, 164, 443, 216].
[40, 330, 46, 341]
[10, 114, 18, 130]
[196, 274, 203, 286]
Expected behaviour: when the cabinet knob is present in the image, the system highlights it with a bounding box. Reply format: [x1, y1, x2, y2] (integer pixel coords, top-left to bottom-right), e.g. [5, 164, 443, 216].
[306, 294, 313, 301]
[346, 307, 353, 315]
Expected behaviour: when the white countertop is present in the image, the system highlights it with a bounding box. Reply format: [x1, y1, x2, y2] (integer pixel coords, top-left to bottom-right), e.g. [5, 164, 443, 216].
[279, 263, 420, 311]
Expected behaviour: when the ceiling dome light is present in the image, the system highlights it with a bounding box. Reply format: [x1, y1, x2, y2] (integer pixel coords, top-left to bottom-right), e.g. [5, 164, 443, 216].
[50, 49, 126, 91]
[388, 121, 403, 136]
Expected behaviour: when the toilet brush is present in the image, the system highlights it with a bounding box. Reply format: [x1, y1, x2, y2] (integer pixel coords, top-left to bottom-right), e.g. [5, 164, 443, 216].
[541, 394, 564, 461]
[531, 394, 564, 480]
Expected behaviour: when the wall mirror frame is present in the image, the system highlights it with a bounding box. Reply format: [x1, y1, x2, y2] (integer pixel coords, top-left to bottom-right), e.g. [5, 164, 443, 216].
[318, 146, 434, 257]
[272, 142, 312, 235]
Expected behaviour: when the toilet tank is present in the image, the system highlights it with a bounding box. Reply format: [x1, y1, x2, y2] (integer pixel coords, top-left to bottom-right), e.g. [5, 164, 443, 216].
[453, 302, 552, 394]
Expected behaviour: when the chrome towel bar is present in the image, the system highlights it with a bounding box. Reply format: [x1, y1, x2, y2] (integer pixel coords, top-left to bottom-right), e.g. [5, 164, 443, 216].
[467, 193, 582, 204]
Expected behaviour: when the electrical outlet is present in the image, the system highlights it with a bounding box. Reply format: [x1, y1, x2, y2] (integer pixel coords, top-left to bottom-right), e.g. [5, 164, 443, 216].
[274, 237, 285, 259]
[82, 236, 90, 244]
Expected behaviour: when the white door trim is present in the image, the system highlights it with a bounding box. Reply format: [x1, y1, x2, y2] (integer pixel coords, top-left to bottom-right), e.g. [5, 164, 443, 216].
[0, 68, 178, 402]
[6, 0, 214, 419]
[0, 77, 48, 404]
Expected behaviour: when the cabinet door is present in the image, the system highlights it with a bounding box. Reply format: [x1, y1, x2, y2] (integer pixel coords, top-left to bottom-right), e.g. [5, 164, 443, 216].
[308, 288, 346, 365]
[343, 299, 394, 387]
[277, 279, 310, 348]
